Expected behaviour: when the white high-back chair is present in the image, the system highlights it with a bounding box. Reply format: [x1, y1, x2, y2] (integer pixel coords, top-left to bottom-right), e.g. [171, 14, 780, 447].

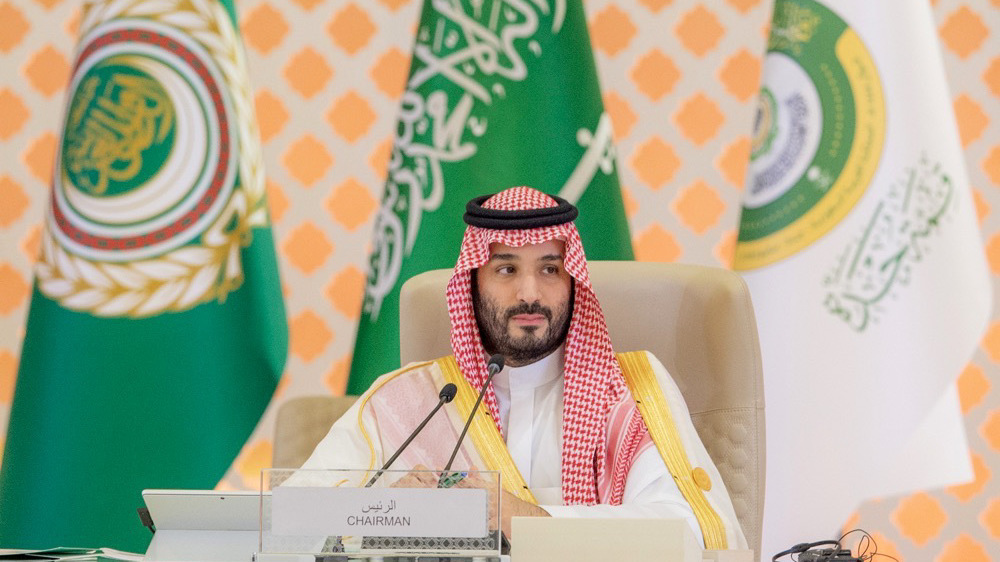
[399, 261, 766, 557]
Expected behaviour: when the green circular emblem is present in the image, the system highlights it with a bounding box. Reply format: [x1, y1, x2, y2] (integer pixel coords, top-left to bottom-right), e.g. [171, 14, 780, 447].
[63, 58, 176, 199]
[733, 0, 885, 270]
[53, 18, 236, 263]
[39, 0, 268, 319]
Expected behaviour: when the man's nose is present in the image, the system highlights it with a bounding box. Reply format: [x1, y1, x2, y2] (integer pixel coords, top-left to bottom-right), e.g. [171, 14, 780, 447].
[516, 274, 541, 303]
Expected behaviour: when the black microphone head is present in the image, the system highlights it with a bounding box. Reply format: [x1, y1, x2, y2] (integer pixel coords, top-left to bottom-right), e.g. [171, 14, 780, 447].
[439, 383, 458, 403]
[487, 354, 505, 374]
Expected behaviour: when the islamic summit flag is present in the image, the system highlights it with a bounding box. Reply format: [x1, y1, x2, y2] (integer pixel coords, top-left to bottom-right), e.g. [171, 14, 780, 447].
[0, 0, 286, 551]
[734, 0, 991, 554]
[347, 0, 634, 393]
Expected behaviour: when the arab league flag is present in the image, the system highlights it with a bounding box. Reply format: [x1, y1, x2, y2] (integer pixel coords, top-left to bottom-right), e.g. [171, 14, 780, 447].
[734, 0, 991, 553]
[347, 0, 634, 393]
[0, 0, 286, 551]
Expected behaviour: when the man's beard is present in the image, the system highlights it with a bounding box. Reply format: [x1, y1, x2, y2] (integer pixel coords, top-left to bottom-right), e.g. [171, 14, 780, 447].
[473, 287, 573, 367]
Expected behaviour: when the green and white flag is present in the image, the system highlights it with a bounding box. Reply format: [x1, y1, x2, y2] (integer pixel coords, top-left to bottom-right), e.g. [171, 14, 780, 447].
[735, 0, 991, 553]
[348, 0, 634, 393]
[0, 0, 286, 551]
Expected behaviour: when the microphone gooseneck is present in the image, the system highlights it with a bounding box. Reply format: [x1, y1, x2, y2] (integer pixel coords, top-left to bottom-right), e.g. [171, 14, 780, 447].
[440, 354, 505, 478]
[365, 382, 458, 487]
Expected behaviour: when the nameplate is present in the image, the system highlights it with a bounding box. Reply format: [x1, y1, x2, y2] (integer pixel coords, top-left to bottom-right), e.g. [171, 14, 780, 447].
[271, 486, 488, 538]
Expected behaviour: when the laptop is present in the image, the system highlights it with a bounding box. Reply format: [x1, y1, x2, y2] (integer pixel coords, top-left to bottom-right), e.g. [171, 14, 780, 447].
[140, 489, 273, 562]
[141, 489, 267, 531]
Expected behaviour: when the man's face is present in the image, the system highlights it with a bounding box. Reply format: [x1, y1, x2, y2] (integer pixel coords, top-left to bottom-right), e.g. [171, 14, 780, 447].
[473, 239, 573, 367]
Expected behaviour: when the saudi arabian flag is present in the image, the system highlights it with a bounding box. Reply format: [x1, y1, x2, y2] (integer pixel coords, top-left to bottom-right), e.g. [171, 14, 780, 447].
[347, 0, 634, 393]
[0, 0, 286, 551]
[734, 0, 991, 554]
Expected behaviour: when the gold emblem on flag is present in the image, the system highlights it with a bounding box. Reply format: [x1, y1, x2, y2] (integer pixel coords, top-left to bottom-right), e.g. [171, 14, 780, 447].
[734, 0, 886, 270]
[36, 0, 268, 318]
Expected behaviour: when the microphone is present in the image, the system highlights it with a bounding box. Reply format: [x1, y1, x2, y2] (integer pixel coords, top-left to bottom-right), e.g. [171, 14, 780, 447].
[439, 354, 505, 482]
[365, 382, 458, 487]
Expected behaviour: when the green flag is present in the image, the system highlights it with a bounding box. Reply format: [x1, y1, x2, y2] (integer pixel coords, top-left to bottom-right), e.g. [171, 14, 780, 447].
[347, 0, 634, 393]
[0, 0, 286, 551]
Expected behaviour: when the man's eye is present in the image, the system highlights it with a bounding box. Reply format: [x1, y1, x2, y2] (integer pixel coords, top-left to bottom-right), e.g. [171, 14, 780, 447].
[542, 265, 560, 275]
[497, 265, 515, 275]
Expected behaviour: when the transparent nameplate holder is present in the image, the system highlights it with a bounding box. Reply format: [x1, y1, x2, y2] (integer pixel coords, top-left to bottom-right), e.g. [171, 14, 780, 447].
[260, 468, 501, 560]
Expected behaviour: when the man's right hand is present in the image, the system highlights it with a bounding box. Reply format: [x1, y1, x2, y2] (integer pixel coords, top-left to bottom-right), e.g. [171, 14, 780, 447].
[452, 470, 549, 539]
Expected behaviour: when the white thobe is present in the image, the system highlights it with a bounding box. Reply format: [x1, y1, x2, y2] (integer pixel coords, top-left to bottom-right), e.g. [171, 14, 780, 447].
[490, 348, 706, 545]
[301, 350, 747, 548]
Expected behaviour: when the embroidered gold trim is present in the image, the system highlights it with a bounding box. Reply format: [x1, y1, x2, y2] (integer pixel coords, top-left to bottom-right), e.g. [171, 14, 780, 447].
[437, 356, 538, 505]
[617, 351, 728, 550]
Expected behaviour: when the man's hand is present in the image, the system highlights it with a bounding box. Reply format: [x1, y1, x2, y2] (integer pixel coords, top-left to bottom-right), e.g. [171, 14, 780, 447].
[455, 472, 550, 539]
[498, 489, 549, 539]
[389, 464, 550, 539]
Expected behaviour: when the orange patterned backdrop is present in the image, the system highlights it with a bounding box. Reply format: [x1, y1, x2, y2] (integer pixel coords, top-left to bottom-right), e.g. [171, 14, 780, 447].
[1, 0, 998, 559]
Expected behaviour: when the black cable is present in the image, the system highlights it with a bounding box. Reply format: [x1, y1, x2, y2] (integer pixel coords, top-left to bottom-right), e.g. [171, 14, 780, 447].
[772, 540, 841, 561]
[838, 528, 899, 562]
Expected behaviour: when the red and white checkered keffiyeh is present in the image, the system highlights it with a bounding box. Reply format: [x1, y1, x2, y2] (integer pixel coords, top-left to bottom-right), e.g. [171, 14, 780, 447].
[447, 186, 630, 505]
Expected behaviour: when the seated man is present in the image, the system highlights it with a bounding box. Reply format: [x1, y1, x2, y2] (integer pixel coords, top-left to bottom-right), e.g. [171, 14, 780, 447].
[302, 186, 746, 549]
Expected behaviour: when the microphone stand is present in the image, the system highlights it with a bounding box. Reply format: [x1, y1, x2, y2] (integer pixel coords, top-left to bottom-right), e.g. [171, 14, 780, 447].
[439, 354, 505, 484]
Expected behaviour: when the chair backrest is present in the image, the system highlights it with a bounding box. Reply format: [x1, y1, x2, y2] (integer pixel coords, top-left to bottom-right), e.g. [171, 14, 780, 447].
[398, 261, 765, 556]
[272, 395, 358, 469]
